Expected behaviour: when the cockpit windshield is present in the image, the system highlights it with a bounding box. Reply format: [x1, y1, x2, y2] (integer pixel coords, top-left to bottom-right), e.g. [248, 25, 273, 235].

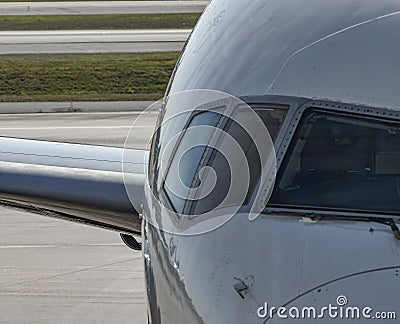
[149, 103, 287, 216]
[270, 109, 400, 214]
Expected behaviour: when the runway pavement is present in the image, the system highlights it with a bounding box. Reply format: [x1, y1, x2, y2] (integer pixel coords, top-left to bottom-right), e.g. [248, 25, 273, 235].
[0, 111, 158, 148]
[0, 212, 146, 324]
[0, 101, 158, 114]
[0, 111, 158, 323]
[0, 29, 190, 54]
[0, 1, 208, 16]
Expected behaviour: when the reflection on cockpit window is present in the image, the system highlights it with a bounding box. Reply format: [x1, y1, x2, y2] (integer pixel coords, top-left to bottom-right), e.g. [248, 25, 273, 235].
[270, 109, 400, 214]
[253, 106, 287, 140]
[157, 105, 288, 215]
[163, 111, 222, 214]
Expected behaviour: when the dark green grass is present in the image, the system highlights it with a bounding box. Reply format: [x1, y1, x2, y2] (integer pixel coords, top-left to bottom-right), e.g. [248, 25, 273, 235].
[0, 52, 180, 102]
[0, 13, 200, 30]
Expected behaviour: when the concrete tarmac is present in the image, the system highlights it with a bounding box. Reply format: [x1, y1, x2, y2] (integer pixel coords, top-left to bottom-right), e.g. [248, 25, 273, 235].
[0, 111, 159, 148]
[0, 111, 158, 323]
[0, 101, 158, 114]
[0, 212, 146, 324]
[0, 1, 208, 16]
[0, 29, 190, 54]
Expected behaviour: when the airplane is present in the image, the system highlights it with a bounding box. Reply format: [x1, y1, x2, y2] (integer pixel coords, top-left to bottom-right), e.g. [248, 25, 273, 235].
[1, 0, 400, 323]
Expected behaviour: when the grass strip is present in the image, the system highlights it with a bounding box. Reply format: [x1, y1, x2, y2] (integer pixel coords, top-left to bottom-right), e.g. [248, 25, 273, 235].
[0, 13, 200, 30]
[0, 52, 180, 102]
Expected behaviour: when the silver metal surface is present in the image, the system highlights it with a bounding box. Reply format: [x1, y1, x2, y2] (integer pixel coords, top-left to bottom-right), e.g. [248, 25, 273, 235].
[0, 111, 157, 233]
[169, 0, 400, 110]
[146, 0, 400, 323]
[0, 1, 209, 16]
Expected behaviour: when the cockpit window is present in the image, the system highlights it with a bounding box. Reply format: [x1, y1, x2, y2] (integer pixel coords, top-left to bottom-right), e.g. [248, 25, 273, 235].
[150, 104, 288, 215]
[269, 109, 400, 214]
[249, 105, 287, 140]
[163, 110, 223, 214]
